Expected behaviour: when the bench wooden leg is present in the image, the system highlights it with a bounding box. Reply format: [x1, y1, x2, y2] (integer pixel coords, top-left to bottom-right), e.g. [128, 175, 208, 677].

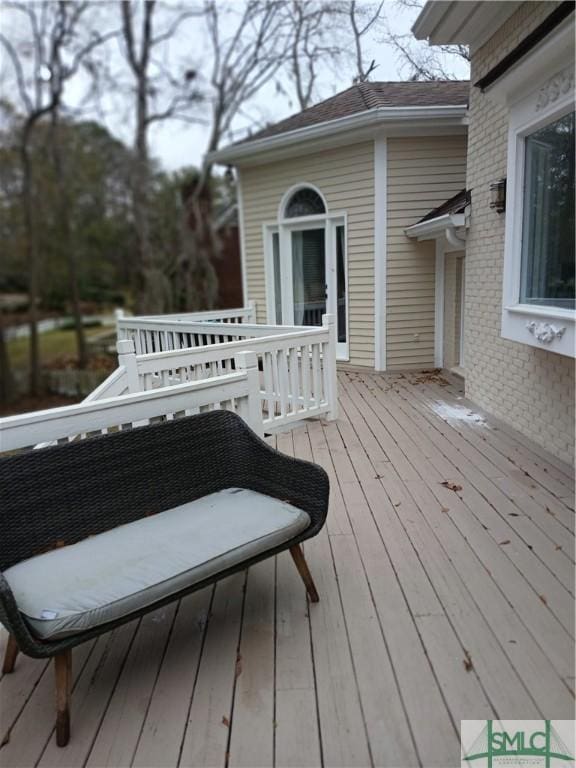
[2, 635, 19, 674]
[289, 544, 319, 603]
[55, 650, 72, 747]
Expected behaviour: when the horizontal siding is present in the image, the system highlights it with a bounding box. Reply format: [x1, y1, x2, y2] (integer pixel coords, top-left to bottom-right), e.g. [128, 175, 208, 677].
[386, 135, 467, 371]
[240, 141, 375, 368]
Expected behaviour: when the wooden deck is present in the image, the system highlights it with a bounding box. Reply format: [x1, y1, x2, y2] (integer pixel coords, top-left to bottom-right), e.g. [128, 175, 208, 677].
[1, 371, 574, 768]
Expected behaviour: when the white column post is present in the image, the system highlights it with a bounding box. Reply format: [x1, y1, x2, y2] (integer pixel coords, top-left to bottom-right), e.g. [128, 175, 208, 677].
[116, 339, 140, 393]
[247, 300, 257, 324]
[235, 350, 264, 437]
[322, 314, 338, 421]
[116, 315, 128, 342]
[434, 238, 445, 369]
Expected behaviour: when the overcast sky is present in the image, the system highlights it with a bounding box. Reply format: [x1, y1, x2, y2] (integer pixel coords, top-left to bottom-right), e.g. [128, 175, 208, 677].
[0, 1, 470, 173]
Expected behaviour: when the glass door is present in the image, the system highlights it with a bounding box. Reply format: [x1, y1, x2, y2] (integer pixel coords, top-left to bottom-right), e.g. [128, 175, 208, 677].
[291, 228, 326, 326]
[269, 218, 348, 360]
[334, 223, 348, 359]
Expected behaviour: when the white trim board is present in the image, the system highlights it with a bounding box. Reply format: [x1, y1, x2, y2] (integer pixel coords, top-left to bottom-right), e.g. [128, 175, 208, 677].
[500, 22, 575, 358]
[434, 239, 445, 369]
[374, 137, 387, 371]
[209, 106, 467, 166]
[236, 169, 249, 308]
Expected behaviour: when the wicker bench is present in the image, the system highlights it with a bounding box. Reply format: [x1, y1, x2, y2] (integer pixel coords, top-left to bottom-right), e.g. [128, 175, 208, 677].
[0, 410, 329, 746]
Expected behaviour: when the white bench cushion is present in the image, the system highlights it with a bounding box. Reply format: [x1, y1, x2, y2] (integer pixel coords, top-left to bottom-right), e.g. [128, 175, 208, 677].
[5, 488, 310, 640]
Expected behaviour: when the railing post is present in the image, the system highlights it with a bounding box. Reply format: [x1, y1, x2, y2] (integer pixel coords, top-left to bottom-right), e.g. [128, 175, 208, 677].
[322, 314, 338, 421]
[235, 351, 264, 438]
[247, 300, 257, 324]
[116, 315, 127, 343]
[117, 339, 140, 394]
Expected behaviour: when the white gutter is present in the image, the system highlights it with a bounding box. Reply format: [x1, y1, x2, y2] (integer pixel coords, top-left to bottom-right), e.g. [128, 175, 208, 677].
[412, 1, 449, 41]
[405, 212, 466, 240]
[208, 105, 468, 165]
[412, 0, 521, 49]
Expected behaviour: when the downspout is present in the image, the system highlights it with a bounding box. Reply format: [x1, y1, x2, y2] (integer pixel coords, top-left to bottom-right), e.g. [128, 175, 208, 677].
[445, 226, 466, 249]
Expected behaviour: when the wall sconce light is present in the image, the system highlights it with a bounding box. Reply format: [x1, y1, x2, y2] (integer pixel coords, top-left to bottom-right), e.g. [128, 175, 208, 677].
[225, 165, 234, 183]
[489, 178, 506, 213]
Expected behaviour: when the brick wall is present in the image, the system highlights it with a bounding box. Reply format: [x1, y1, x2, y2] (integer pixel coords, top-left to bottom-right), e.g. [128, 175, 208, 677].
[466, 1, 574, 464]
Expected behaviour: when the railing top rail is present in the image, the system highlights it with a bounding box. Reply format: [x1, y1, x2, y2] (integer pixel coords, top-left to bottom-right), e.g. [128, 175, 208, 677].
[82, 366, 127, 403]
[133, 326, 330, 371]
[117, 318, 312, 336]
[1, 372, 249, 453]
[137, 306, 253, 322]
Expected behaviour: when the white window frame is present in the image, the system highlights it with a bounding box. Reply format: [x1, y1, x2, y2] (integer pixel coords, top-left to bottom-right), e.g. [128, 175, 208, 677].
[500, 21, 575, 357]
[263, 186, 349, 360]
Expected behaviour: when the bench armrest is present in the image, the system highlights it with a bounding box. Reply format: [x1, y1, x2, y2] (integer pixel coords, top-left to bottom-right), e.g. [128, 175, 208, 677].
[227, 426, 329, 535]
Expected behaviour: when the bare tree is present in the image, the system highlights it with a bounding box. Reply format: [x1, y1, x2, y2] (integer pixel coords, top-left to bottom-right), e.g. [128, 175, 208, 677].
[385, 32, 469, 80]
[47, 2, 117, 369]
[349, 0, 384, 83]
[0, 1, 112, 392]
[119, 0, 203, 313]
[201, 1, 292, 170]
[385, 0, 469, 80]
[285, 1, 343, 110]
[175, 1, 292, 310]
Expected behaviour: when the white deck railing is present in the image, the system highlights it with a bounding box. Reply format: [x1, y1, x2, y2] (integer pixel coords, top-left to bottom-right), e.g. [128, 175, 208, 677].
[116, 314, 338, 433]
[117, 318, 312, 355]
[0, 351, 262, 454]
[137, 303, 257, 325]
[1, 306, 338, 454]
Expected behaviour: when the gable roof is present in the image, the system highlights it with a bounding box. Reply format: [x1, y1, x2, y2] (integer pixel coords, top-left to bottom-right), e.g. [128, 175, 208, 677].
[209, 80, 470, 165]
[240, 80, 470, 145]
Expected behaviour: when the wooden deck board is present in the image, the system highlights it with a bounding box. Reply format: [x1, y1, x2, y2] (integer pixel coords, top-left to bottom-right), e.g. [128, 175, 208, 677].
[1, 371, 574, 767]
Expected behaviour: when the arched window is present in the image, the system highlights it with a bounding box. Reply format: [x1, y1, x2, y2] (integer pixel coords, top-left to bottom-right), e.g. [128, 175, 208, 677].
[284, 187, 326, 218]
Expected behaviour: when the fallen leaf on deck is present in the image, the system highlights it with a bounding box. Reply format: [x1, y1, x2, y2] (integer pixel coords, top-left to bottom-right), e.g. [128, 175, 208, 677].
[539, 595, 548, 605]
[394, 502, 401, 507]
[235, 653, 243, 678]
[222, 716, 230, 728]
[499, 540, 511, 545]
[440, 481, 462, 492]
[508, 640, 517, 644]
[545, 507, 555, 516]
[555, 545, 563, 551]
[441, 506, 450, 513]
[463, 650, 473, 672]
[508, 512, 520, 517]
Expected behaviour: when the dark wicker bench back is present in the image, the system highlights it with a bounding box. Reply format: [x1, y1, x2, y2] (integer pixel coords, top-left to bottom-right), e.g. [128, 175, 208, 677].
[0, 410, 328, 572]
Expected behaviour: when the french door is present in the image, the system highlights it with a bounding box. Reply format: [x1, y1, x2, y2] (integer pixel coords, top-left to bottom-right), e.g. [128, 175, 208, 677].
[268, 217, 348, 360]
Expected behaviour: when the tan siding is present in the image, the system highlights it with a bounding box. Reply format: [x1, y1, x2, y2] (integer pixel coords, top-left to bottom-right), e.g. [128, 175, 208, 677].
[239, 142, 375, 368]
[385, 136, 467, 371]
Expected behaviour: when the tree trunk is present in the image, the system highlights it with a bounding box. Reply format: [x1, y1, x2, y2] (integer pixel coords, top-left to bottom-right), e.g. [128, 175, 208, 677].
[133, 82, 153, 314]
[20, 128, 41, 397]
[51, 113, 87, 368]
[0, 313, 15, 407]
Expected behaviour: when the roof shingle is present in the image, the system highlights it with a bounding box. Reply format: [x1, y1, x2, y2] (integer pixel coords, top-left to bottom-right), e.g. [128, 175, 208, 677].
[418, 188, 470, 223]
[238, 80, 470, 144]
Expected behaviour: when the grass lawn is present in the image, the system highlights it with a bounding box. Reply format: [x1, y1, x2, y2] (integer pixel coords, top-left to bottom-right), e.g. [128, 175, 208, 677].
[7, 326, 110, 369]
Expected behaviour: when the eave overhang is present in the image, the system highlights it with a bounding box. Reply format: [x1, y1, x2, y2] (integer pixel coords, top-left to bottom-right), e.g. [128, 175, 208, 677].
[208, 105, 468, 167]
[405, 212, 467, 246]
[412, 1, 522, 50]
